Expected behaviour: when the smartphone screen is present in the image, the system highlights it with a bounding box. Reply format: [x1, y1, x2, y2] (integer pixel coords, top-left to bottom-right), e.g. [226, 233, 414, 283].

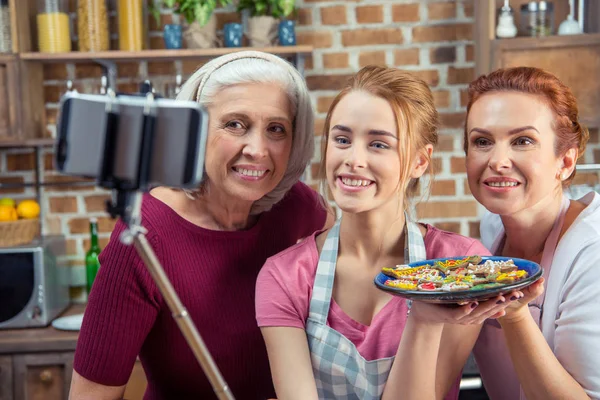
[56, 92, 207, 190]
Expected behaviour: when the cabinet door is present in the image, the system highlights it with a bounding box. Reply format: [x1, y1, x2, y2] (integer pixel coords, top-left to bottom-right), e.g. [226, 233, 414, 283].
[13, 352, 73, 400]
[0, 356, 13, 400]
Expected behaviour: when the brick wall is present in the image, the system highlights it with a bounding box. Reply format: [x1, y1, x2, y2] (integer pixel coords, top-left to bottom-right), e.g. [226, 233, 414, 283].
[1, 0, 599, 298]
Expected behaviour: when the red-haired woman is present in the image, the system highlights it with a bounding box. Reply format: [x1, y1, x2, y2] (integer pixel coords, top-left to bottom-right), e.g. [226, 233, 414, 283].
[464, 67, 600, 399]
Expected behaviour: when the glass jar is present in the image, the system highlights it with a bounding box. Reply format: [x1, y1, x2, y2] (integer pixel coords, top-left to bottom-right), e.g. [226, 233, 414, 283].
[0, 0, 11, 53]
[37, 0, 72, 53]
[77, 0, 109, 51]
[117, 0, 147, 51]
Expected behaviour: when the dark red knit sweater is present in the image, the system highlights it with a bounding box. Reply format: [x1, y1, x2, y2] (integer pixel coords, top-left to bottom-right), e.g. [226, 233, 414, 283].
[73, 183, 326, 400]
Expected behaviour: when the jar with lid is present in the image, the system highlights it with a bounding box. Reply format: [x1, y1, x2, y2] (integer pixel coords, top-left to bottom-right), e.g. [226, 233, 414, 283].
[117, 0, 148, 51]
[0, 0, 11, 53]
[77, 0, 109, 51]
[537, 1, 554, 36]
[37, 0, 72, 52]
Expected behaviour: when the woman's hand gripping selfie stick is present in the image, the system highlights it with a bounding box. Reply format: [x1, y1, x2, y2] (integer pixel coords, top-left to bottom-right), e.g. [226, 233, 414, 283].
[100, 91, 234, 400]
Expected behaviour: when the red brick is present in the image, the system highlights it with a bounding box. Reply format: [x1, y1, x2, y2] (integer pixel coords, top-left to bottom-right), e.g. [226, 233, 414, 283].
[460, 88, 469, 107]
[432, 90, 451, 109]
[314, 118, 326, 136]
[588, 127, 598, 144]
[84, 194, 111, 212]
[182, 60, 207, 75]
[321, 5, 347, 25]
[297, 8, 312, 26]
[436, 133, 454, 151]
[359, 51, 386, 68]
[215, 12, 240, 30]
[450, 156, 467, 173]
[341, 28, 403, 46]
[469, 221, 480, 239]
[148, 13, 174, 31]
[66, 239, 78, 256]
[150, 36, 166, 50]
[49, 196, 78, 213]
[401, 69, 439, 86]
[393, 48, 420, 66]
[304, 54, 314, 70]
[117, 62, 140, 78]
[306, 74, 354, 91]
[356, 5, 383, 24]
[147, 61, 176, 76]
[69, 216, 116, 234]
[428, 157, 443, 176]
[572, 172, 599, 186]
[392, 4, 420, 22]
[296, 31, 333, 48]
[594, 149, 600, 163]
[44, 85, 62, 103]
[465, 44, 474, 62]
[317, 96, 336, 114]
[74, 63, 103, 79]
[44, 175, 95, 192]
[428, 2, 456, 20]
[417, 200, 478, 218]
[431, 179, 456, 196]
[435, 222, 461, 234]
[430, 46, 456, 64]
[116, 82, 139, 94]
[463, 0, 474, 17]
[6, 153, 34, 171]
[43, 64, 68, 80]
[323, 52, 349, 69]
[0, 176, 25, 194]
[412, 23, 472, 43]
[45, 153, 54, 170]
[448, 67, 475, 84]
[440, 112, 466, 129]
[83, 237, 110, 251]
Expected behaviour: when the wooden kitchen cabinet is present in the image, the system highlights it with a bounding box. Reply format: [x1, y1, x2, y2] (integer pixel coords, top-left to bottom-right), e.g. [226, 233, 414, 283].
[0, 306, 147, 400]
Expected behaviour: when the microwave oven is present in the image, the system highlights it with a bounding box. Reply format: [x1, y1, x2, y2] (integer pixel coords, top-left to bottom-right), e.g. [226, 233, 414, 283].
[0, 235, 70, 329]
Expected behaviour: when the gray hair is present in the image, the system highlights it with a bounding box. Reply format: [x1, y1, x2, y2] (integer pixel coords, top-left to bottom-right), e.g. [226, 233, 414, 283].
[177, 51, 314, 215]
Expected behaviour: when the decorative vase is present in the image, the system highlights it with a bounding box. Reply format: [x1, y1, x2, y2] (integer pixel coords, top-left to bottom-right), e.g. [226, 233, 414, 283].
[224, 23, 243, 47]
[278, 19, 296, 46]
[247, 15, 278, 47]
[163, 24, 182, 49]
[183, 14, 217, 49]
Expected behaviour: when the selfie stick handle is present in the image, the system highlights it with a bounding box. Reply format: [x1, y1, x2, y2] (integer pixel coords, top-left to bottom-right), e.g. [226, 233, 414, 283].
[126, 228, 235, 400]
[104, 92, 234, 400]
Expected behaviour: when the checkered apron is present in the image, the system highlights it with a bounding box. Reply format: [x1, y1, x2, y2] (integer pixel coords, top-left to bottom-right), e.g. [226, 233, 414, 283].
[306, 216, 427, 399]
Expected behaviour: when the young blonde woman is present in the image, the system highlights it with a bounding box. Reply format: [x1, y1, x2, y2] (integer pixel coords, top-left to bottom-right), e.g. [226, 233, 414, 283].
[255, 66, 518, 400]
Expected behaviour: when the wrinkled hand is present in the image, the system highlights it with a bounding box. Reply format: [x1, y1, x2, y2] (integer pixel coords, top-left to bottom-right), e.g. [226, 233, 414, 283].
[410, 292, 524, 326]
[499, 278, 545, 324]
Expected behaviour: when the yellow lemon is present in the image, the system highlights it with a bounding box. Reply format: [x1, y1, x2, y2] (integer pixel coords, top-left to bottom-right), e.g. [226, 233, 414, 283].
[0, 205, 18, 222]
[16, 200, 40, 219]
[0, 198, 15, 207]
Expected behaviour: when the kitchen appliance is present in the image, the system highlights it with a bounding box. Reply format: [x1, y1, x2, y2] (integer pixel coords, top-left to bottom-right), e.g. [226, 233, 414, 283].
[0, 235, 70, 329]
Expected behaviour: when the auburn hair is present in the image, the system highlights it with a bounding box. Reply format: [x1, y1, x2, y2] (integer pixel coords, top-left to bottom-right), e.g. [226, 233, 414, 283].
[318, 65, 439, 211]
[464, 67, 589, 187]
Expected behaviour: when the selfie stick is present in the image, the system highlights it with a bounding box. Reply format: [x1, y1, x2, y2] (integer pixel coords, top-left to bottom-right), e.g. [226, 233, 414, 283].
[99, 91, 234, 400]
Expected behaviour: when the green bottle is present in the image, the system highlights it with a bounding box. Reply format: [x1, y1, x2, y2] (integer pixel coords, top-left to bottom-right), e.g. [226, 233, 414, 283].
[85, 217, 101, 295]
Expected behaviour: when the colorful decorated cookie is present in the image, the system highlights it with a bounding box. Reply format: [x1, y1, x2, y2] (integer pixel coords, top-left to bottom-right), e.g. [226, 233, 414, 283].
[434, 256, 483, 273]
[418, 282, 439, 291]
[496, 269, 528, 284]
[384, 278, 418, 290]
[382, 265, 425, 279]
[441, 281, 472, 291]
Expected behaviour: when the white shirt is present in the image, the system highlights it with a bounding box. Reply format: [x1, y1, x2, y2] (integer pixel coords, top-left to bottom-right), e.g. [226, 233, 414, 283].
[476, 191, 600, 400]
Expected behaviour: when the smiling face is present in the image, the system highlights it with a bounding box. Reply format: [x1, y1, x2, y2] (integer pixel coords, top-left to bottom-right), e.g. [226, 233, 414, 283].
[325, 90, 408, 214]
[465, 91, 572, 216]
[203, 83, 293, 204]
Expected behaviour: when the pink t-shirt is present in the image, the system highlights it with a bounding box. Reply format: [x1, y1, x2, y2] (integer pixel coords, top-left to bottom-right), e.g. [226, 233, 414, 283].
[256, 224, 491, 397]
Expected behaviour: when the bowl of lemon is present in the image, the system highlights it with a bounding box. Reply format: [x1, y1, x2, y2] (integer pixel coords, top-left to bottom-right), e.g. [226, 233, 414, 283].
[0, 198, 41, 247]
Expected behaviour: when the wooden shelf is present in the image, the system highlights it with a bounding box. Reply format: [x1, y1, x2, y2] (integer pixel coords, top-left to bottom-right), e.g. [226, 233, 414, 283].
[492, 33, 600, 51]
[0, 53, 17, 63]
[0, 138, 55, 148]
[19, 46, 313, 63]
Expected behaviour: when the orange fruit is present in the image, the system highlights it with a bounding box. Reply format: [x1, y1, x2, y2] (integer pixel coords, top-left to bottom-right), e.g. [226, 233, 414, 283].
[16, 200, 40, 219]
[0, 205, 18, 222]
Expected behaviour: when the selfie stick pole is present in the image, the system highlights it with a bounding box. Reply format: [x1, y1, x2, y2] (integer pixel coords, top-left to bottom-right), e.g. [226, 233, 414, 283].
[101, 92, 234, 400]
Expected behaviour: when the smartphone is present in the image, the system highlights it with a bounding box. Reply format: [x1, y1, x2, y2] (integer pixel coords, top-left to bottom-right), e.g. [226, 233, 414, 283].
[55, 92, 208, 190]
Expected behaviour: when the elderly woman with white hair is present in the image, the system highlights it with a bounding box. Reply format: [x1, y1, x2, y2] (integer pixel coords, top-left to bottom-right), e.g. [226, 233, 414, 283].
[69, 51, 331, 400]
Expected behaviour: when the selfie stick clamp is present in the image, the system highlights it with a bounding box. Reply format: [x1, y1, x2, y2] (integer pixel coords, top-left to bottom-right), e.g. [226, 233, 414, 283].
[98, 90, 234, 400]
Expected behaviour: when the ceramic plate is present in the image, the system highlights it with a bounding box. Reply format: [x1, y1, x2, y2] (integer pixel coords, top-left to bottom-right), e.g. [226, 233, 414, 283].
[374, 256, 543, 304]
[51, 313, 84, 331]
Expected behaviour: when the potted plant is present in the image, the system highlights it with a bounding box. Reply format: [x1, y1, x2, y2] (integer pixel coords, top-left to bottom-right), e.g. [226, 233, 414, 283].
[237, 0, 295, 47]
[152, 0, 233, 48]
